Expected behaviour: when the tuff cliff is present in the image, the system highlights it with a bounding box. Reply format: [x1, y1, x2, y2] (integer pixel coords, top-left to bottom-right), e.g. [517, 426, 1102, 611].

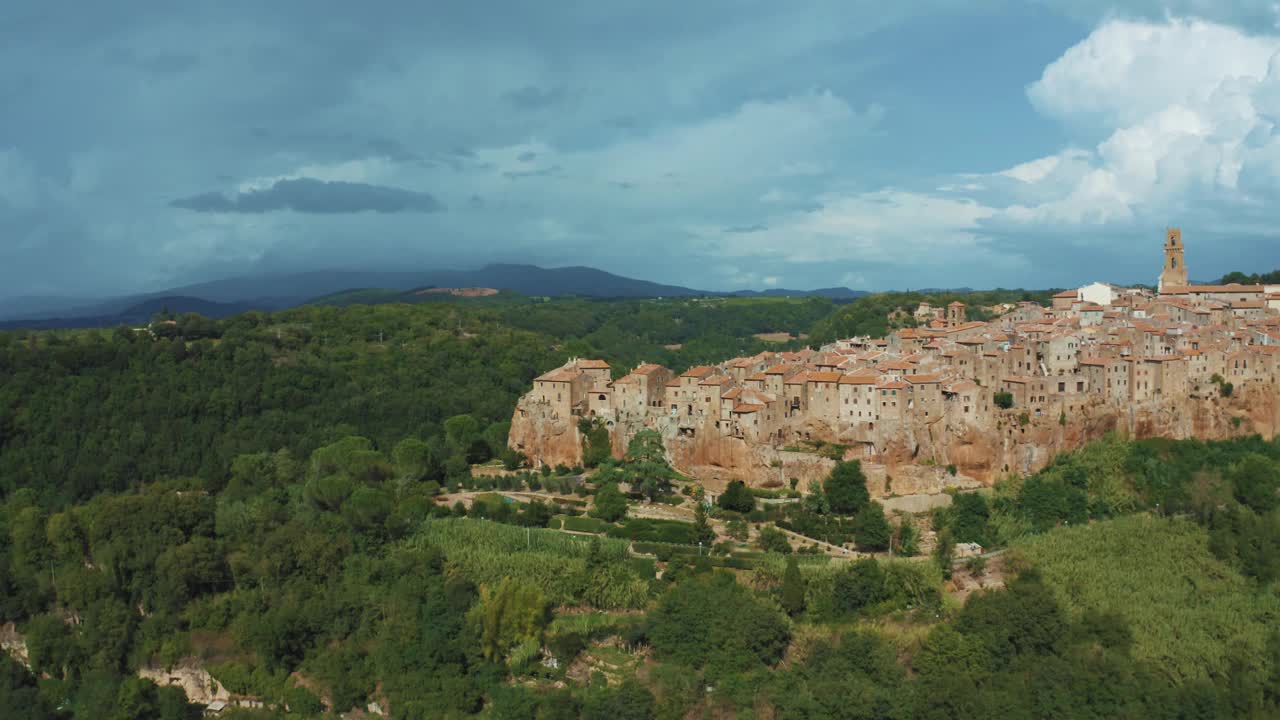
[511, 384, 1278, 497]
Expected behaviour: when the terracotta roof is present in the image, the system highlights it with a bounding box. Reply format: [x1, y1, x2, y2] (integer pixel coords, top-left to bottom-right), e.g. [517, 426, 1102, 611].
[806, 371, 843, 383]
[1162, 284, 1264, 294]
[721, 388, 742, 400]
[536, 368, 580, 382]
[699, 374, 731, 386]
[732, 403, 764, 414]
[1053, 290, 1078, 298]
[764, 364, 792, 375]
[904, 374, 941, 384]
[745, 372, 767, 382]
[632, 363, 667, 375]
[839, 374, 878, 385]
[681, 365, 717, 378]
[576, 359, 610, 369]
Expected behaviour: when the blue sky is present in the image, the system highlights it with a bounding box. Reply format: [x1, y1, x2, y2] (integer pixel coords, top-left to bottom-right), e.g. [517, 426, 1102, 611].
[3, 1, 1280, 298]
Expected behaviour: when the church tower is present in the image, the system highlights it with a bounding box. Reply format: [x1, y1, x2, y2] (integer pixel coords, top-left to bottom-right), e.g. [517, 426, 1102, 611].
[1158, 228, 1187, 293]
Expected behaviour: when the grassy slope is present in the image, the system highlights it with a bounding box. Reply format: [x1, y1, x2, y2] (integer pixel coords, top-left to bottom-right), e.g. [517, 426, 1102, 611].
[1012, 515, 1280, 682]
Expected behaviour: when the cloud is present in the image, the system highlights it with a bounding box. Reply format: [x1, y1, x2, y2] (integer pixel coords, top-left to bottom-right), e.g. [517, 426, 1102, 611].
[989, 18, 1280, 229]
[1028, 18, 1280, 128]
[501, 85, 571, 110]
[170, 178, 443, 214]
[707, 190, 1000, 265]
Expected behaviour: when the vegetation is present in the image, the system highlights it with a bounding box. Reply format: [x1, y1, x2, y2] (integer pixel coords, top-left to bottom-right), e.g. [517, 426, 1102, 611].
[807, 289, 1054, 344]
[2, 296, 1279, 718]
[1218, 268, 1280, 285]
[1013, 515, 1280, 683]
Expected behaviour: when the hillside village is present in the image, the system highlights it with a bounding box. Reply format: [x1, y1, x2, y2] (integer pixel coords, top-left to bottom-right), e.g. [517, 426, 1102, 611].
[511, 229, 1280, 491]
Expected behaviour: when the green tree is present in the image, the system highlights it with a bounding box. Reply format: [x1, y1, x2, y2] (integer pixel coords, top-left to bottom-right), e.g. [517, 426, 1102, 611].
[853, 502, 891, 551]
[625, 429, 667, 465]
[579, 419, 613, 468]
[472, 578, 551, 662]
[994, 391, 1014, 409]
[591, 482, 628, 523]
[894, 514, 920, 556]
[392, 438, 435, 481]
[309, 436, 390, 484]
[833, 559, 886, 616]
[1230, 453, 1279, 513]
[581, 679, 655, 720]
[624, 430, 674, 500]
[692, 502, 716, 547]
[824, 461, 870, 515]
[445, 414, 491, 464]
[648, 572, 789, 669]
[717, 480, 755, 513]
[950, 492, 992, 546]
[781, 556, 806, 617]
[758, 526, 792, 554]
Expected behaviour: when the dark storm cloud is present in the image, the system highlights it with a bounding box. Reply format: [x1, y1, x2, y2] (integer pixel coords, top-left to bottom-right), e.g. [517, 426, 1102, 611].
[366, 138, 423, 164]
[104, 47, 199, 75]
[502, 165, 562, 180]
[501, 85, 570, 110]
[170, 178, 443, 214]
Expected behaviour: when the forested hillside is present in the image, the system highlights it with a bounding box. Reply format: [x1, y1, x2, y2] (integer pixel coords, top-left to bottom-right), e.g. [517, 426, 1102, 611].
[0, 297, 834, 506]
[806, 289, 1055, 344]
[2, 294, 1278, 719]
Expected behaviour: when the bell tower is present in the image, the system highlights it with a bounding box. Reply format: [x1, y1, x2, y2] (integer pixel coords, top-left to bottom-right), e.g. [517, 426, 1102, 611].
[1158, 228, 1187, 293]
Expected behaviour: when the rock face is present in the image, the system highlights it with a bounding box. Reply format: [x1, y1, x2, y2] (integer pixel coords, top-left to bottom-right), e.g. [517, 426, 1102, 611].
[514, 388, 1276, 497]
[1, 623, 28, 669]
[137, 659, 230, 706]
[509, 394, 584, 469]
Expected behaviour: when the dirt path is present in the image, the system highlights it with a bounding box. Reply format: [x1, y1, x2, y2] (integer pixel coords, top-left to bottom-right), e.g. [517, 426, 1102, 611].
[435, 490, 587, 507]
[774, 526, 863, 558]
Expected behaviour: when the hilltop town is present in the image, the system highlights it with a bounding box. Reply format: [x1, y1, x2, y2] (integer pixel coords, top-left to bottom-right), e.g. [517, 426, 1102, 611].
[510, 229, 1280, 494]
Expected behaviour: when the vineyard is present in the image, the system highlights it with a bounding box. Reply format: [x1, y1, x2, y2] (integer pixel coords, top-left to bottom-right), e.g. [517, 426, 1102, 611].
[412, 518, 644, 607]
[1012, 515, 1280, 682]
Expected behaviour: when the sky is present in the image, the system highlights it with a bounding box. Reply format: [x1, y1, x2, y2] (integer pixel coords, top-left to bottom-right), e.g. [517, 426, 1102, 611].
[4, 1, 1280, 298]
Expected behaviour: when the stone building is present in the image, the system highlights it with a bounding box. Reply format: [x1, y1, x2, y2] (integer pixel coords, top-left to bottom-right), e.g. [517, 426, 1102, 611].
[510, 227, 1280, 474]
[1158, 228, 1187, 292]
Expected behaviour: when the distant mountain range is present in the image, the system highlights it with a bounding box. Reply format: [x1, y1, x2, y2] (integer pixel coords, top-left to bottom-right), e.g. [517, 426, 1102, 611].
[0, 264, 869, 329]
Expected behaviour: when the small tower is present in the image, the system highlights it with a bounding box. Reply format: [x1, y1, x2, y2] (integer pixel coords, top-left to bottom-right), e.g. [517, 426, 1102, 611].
[946, 301, 966, 327]
[1158, 228, 1187, 293]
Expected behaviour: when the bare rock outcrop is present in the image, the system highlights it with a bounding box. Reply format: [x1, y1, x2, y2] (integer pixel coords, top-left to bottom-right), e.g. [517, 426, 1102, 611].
[509, 398, 583, 469]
